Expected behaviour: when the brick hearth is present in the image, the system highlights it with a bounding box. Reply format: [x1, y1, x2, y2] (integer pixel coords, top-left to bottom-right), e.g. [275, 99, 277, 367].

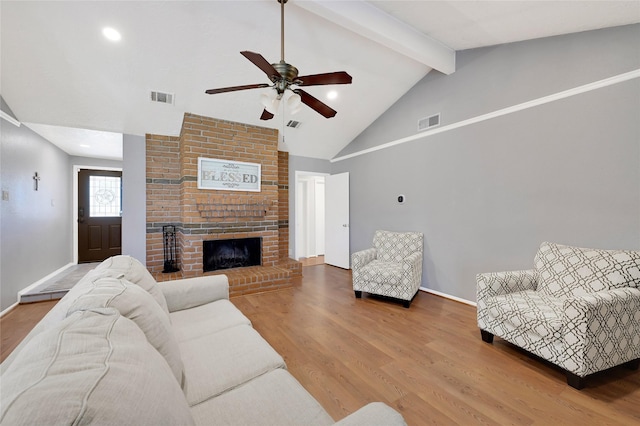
[146, 113, 300, 296]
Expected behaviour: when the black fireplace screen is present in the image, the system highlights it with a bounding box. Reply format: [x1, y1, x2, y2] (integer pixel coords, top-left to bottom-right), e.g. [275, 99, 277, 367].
[203, 237, 261, 272]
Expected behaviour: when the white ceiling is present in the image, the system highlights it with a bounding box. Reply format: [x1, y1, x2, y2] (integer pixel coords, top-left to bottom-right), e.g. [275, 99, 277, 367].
[2, 1, 639, 161]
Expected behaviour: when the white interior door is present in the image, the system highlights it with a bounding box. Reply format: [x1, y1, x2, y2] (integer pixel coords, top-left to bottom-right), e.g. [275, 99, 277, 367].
[324, 172, 350, 269]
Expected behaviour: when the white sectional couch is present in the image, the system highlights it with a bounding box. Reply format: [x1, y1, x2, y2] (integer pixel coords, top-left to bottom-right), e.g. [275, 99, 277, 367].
[1, 256, 406, 425]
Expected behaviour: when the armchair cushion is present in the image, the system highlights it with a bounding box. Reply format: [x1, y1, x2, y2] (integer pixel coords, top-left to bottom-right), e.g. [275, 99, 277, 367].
[374, 230, 423, 262]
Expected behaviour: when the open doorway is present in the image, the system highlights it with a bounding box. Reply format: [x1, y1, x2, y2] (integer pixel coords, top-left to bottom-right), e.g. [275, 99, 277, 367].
[295, 171, 328, 262]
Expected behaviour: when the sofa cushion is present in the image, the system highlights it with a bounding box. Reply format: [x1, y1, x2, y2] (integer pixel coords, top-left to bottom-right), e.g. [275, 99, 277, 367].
[0, 308, 194, 426]
[181, 324, 286, 406]
[373, 230, 423, 262]
[0, 268, 107, 373]
[487, 290, 565, 338]
[66, 277, 184, 385]
[190, 369, 334, 426]
[169, 299, 252, 342]
[535, 242, 640, 298]
[485, 290, 565, 365]
[94, 255, 170, 314]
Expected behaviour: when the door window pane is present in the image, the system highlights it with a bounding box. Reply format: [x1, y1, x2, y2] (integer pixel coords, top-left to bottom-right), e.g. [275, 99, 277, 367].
[90, 176, 121, 217]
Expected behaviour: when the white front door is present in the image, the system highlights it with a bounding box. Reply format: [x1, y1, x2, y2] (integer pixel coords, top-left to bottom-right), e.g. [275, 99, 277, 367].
[324, 172, 350, 269]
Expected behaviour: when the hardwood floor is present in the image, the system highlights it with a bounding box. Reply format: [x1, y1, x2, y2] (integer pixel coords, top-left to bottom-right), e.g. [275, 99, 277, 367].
[1, 300, 58, 363]
[2, 265, 639, 424]
[234, 265, 640, 425]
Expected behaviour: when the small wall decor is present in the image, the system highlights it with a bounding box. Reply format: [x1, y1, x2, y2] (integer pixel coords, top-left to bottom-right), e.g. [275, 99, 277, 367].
[197, 157, 261, 192]
[33, 172, 41, 191]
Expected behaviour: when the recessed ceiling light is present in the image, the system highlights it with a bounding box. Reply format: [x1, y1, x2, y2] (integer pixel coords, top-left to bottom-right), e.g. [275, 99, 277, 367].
[80, 144, 90, 148]
[327, 90, 338, 100]
[102, 27, 121, 42]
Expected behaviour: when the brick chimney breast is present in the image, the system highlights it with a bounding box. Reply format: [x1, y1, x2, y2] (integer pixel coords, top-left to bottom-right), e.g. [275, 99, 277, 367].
[146, 114, 300, 296]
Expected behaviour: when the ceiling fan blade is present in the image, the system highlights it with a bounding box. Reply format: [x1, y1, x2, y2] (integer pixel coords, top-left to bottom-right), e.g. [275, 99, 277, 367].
[241, 51, 281, 80]
[260, 109, 274, 121]
[296, 71, 352, 87]
[294, 89, 337, 118]
[205, 83, 270, 95]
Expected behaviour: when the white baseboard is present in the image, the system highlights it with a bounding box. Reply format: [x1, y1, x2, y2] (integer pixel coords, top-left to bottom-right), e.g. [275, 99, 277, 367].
[17, 262, 75, 297]
[1, 262, 75, 317]
[0, 301, 20, 318]
[419, 287, 476, 307]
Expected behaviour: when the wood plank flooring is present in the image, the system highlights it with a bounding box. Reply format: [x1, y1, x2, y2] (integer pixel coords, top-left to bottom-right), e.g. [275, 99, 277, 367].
[232, 265, 640, 425]
[2, 264, 639, 425]
[1, 300, 58, 363]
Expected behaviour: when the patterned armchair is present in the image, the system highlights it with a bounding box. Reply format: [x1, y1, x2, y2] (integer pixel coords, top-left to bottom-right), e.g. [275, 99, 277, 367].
[352, 230, 423, 308]
[477, 241, 640, 389]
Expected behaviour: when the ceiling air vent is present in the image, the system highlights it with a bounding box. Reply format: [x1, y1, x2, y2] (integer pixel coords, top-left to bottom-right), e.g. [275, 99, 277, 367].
[150, 91, 174, 105]
[418, 113, 440, 132]
[286, 120, 301, 129]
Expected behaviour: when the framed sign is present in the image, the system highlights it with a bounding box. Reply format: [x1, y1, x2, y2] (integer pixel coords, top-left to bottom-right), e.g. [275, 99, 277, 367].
[197, 158, 261, 192]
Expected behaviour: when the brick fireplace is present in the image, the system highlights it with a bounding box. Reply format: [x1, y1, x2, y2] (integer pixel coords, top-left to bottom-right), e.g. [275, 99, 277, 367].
[146, 113, 300, 296]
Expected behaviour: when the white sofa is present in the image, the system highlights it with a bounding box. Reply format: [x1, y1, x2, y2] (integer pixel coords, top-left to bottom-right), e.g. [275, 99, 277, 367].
[1, 256, 406, 425]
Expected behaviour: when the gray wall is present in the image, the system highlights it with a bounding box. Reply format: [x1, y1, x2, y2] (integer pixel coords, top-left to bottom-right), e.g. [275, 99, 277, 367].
[332, 24, 640, 303]
[288, 155, 332, 258]
[1, 97, 73, 310]
[0, 96, 135, 311]
[122, 134, 146, 264]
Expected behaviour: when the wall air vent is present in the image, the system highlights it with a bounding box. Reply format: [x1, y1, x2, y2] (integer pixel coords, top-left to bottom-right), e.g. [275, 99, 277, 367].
[418, 113, 440, 132]
[150, 91, 175, 105]
[286, 120, 301, 129]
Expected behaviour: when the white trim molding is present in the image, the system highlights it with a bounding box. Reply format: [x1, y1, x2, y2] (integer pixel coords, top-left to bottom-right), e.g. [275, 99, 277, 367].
[1, 262, 75, 316]
[17, 262, 75, 298]
[0, 110, 21, 127]
[332, 69, 640, 163]
[419, 287, 477, 307]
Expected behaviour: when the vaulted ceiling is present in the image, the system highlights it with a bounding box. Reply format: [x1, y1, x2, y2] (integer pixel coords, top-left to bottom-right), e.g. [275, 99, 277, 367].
[2, 1, 639, 160]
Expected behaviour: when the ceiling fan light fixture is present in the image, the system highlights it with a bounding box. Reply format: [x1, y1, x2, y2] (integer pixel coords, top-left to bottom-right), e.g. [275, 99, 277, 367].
[204, 0, 352, 120]
[261, 91, 281, 114]
[287, 92, 302, 114]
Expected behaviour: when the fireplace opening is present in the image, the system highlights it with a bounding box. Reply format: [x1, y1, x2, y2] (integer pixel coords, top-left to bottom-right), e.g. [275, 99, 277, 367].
[203, 237, 262, 272]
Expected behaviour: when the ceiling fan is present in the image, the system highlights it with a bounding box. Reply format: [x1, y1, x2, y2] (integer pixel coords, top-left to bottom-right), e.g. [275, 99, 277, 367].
[205, 0, 352, 120]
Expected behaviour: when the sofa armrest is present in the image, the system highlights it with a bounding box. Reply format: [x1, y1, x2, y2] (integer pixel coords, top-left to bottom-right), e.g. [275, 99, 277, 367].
[158, 275, 229, 312]
[562, 287, 640, 376]
[333, 402, 407, 426]
[476, 269, 538, 331]
[352, 248, 377, 271]
[476, 269, 538, 300]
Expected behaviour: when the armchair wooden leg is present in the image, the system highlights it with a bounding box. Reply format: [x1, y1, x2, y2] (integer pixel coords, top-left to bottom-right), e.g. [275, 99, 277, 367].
[480, 330, 494, 343]
[403, 300, 411, 308]
[566, 372, 585, 390]
[624, 359, 639, 370]
[354, 291, 362, 299]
